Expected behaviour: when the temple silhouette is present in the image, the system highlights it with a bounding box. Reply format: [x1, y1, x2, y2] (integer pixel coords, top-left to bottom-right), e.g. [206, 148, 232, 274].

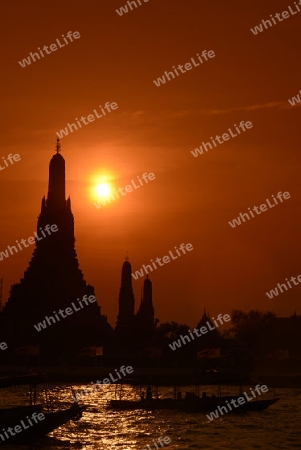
[135, 275, 156, 345]
[115, 255, 136, 341]
[1, 140, 112, 361]
[112, 256, 156, 359]
[1, 140, 300, 375]
[0, 140, 157, 363]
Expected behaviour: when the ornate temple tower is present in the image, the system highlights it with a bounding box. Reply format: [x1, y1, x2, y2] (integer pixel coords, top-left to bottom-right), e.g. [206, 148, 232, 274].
[112, 258, 156, 358]
[135, 275, 155, 347]
[2, 140, 111, 358]
[136, 275, 154, 327]
[115, 254, 135, 340]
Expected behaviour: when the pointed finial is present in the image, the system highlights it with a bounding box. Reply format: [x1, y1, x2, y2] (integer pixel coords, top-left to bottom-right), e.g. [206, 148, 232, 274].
[125, 251, 129, 261]
[55, 138, 61, 154]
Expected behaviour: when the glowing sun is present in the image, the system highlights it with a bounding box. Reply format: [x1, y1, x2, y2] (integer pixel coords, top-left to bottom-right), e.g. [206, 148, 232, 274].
[89, 171, 115, 203]
[95, 183, 110, 197]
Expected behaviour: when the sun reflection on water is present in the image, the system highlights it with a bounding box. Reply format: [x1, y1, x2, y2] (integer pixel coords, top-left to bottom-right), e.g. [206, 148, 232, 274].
[4, 384, 298, 450]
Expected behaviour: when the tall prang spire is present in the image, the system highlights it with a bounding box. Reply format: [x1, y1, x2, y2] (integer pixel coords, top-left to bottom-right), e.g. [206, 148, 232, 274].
[115, 255, 135, 338]
[137, 275, 154, 319]
[135, 275, 155, 348]
[2, 141, 112, 360]
[47, 139, 66, 209]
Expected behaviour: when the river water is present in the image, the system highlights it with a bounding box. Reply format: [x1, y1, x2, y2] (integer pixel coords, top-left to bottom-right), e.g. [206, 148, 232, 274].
[2, 384, 301, 449]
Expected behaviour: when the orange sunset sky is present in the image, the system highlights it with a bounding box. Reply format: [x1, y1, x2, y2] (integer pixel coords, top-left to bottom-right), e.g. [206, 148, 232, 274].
[1, 0, 301, 326]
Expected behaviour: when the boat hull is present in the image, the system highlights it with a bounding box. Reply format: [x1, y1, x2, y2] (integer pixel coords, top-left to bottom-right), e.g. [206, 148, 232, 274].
[0, 403, 86, 444]
[108, 396, 279, 413]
